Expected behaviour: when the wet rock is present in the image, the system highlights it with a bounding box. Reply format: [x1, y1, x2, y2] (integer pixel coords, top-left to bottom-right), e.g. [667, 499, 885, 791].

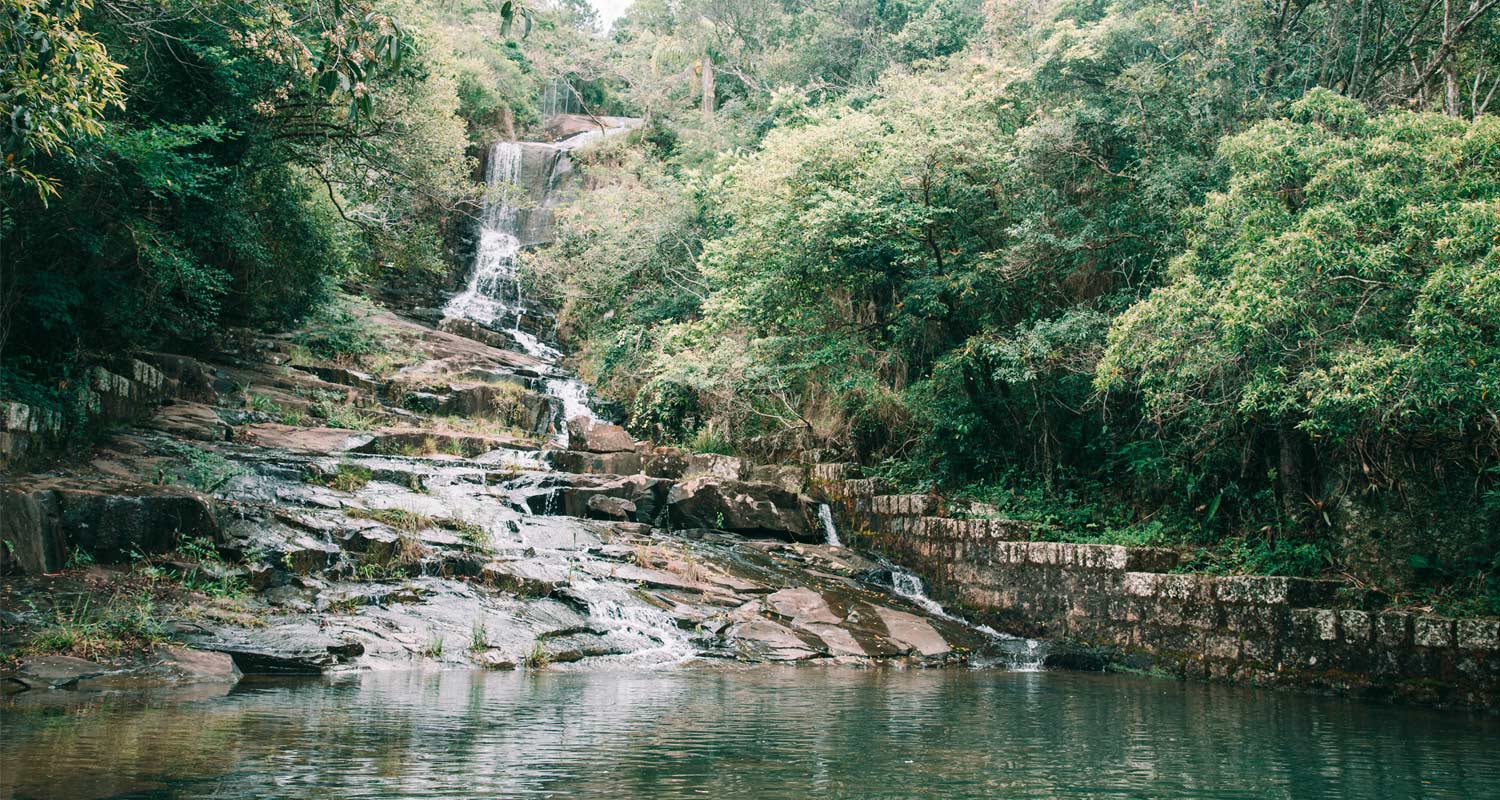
[725, 618, 822, 661]
[566, 417, 636, 453]
[586, 495, 636, 521]
[526, 474, 671, 524]
[147, 401, 232, 442]
[481, 560, 568, 597]
[684, 453, 746, 481]
[477, 651, 517, 670]
[293, 365, 381, 394]
[872, 606, 950, 657]
[667, 477, 816, 540]
[399, 383, 558, 434]
[281, 535, 342, 574]
[194, 624, 366, 673]
[1, 483, 220, 573]
[765, 588, 843, 626]
[11, 656, 110, 690]
[75, 646, 242, 691]
[0, 487, 64, 574]
[536, 629, 633, 664]
[544, 449, 644, 476]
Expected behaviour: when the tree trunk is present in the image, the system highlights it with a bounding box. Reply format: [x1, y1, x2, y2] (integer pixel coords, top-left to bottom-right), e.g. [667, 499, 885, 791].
[700, 58, 716, 122]
[1278, 426, 1312, 533]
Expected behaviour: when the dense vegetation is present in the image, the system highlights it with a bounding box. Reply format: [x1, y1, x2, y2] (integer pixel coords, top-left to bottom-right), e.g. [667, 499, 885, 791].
[1, 0, 599, 418]
[5, 0, 1498, 611]
[522, 0, 1500, 611]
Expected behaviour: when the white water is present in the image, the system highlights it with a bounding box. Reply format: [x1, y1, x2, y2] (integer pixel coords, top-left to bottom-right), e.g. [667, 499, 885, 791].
[883, 560, 1046, 671]
[562, 577, 696, 669]
[442, 140, 604, 441]
[445, 142, 527, 328]
[817, 504, 841, 547]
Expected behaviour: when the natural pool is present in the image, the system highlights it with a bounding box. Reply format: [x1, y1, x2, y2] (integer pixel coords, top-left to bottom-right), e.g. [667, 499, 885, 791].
[3, 667, 1498, 799]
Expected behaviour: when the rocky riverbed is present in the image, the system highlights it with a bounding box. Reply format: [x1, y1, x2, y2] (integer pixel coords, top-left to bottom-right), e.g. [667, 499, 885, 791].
[1, 304, 1035, 697]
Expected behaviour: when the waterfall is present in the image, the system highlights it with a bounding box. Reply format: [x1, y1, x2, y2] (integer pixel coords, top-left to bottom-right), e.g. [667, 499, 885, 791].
[444, 142, 528, 330]
[817, 504, 841, 547]
[443, 140, 604, 439]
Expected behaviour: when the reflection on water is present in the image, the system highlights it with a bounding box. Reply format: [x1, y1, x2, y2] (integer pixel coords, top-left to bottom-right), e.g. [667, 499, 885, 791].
[3, 667, 1498, 799]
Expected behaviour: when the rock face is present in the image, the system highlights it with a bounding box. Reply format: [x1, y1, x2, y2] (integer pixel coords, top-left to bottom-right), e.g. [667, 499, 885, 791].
[684, 453, 746, 481]
[1, 483, 219, 574]
[566, 417, 636, 453]
[0, 281, 996, 685]
[667, 477, 815, 540]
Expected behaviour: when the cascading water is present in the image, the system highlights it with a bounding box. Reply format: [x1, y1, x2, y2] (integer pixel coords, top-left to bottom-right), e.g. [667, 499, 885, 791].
[445, 142, 527, 329]
[818, 504, 841, 547]
[880, 559, 1047, 671]
[443, 140, 604, 439]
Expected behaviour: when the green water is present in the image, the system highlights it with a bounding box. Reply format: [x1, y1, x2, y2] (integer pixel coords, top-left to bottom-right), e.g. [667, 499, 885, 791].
[2, 667, 1496, 799]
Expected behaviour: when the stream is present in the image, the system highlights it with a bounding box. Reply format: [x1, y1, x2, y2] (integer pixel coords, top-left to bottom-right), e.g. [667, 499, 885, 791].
[4, 668, 1498, 799]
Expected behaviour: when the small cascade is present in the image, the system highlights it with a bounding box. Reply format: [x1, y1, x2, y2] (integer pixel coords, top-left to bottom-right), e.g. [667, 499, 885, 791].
[445, 142, 528, 328]
[567, 577, 696, 668]
[880, 560, 1047, 671]
[817, 504, 841, 547]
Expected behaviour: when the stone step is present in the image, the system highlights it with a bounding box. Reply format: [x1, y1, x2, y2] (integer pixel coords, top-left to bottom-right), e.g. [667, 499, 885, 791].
[810, 462, 860, 482]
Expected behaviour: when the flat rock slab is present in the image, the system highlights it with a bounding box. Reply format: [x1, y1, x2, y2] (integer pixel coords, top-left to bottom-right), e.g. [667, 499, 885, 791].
[10, 656, 111, 689]
[765, 587, 843, 626]
[873, 606, 950, 657]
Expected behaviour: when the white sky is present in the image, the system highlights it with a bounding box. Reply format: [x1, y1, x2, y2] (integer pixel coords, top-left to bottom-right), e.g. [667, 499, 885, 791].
[588, 0, 633, 31]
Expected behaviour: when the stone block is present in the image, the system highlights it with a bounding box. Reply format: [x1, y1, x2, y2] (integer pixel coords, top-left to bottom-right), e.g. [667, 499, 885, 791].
[1242, 636, 1278, 666]
[1457, 619, 1500, 652]
[1124, 572, 1159, 598]
[1288, 608, 1320, 639]
[1414, 617, 1455, 649]
[1315, 609, 1339, 641]
[988, 520, 1032, 541]
[810, 463, 859, 482]
[1375, 612, 1412, 647]
[838, 478, 890, 497]
[1204, 635, 1241, 661]
[1215, 575, 1291, 606]
[1338, 610, 1372, 644]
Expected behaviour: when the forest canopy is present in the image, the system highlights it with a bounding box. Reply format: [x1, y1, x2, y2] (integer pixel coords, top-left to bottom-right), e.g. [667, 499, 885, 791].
[4, 0, 1498, 611]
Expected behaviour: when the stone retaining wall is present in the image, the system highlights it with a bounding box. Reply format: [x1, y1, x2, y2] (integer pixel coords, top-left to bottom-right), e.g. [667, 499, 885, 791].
[821, 466, 1500, 711]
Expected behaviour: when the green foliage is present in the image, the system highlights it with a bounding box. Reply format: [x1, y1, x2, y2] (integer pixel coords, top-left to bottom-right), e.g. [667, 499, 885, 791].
[310, 462, 374, 493]
[294, 298, 385, 362]
[26, 591, 164, 659]
[159, 442, 242, 494]
[0, 0, 125, 197]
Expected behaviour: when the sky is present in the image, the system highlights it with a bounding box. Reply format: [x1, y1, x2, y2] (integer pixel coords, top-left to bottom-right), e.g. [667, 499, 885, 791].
[589, 0, 633, 31]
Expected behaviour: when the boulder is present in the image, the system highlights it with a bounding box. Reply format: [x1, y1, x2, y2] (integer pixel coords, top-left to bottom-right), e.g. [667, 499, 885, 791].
[666, 477, 815, 540]
[1, 483, 220, 574]
[481, 560, 569, 597]
[643, 449, 687, 479]
[525, 474, 671, 524]
[749, 465, 807, 494]
[543, 449, 644, 476]
[586, 495, 637, 521]
[565, 417, 636, 453]
[10, 656, 110, 690]
[684, 453, 746, 481]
